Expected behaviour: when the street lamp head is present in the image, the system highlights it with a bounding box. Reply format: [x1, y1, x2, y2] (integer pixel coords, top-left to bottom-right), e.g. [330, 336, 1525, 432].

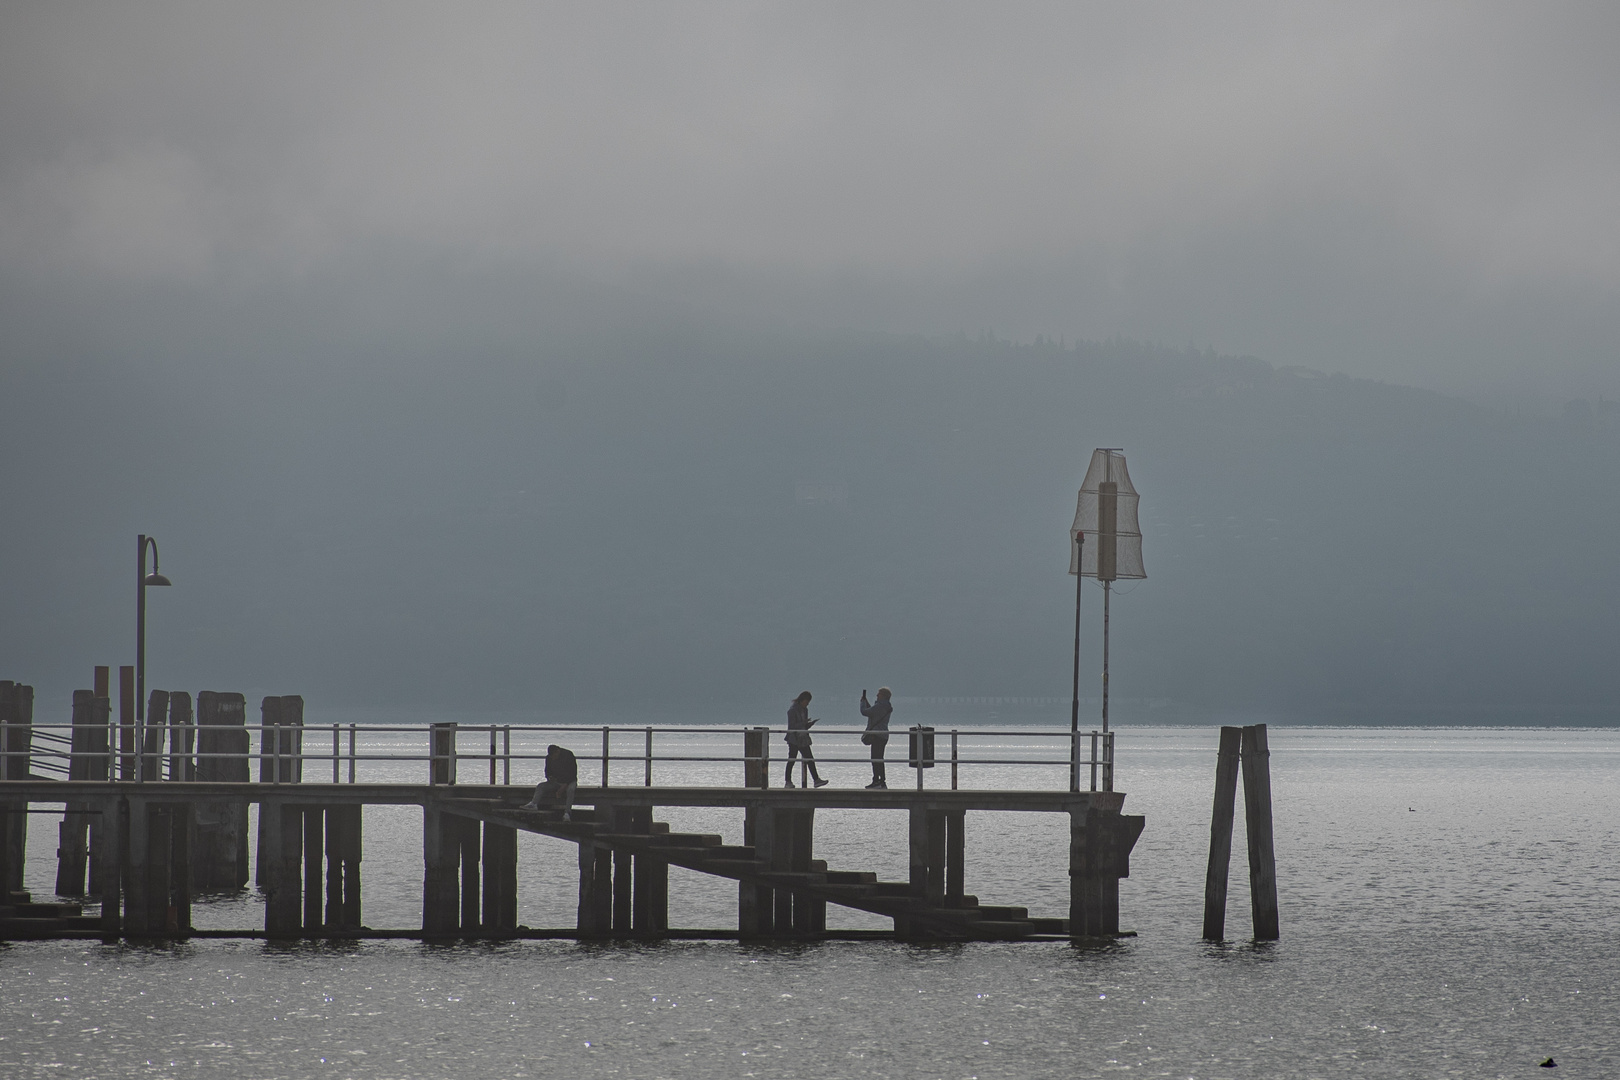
[143, 572, 172, 587]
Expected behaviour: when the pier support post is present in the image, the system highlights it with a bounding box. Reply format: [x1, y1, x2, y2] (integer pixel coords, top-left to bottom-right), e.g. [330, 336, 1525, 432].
[900, 806, 946, 939]
[625, 805, 667, 937]
[1201, 726, 1242, 941]
[195, 692, 249, 892]
[263, 802, 303, 938]
[125, 800, 192, 935]
[94, 796, 124, 933]
[481, 822, 517, 932]
[1240, 724, 1280, 941]
[1, 681, 33, 897]
[56, 691, 103, 896]
[303, 807, 324, 931]
[945, 810, 966, 906]
[325, 804, 362, 931]
[421, 803, 460, 937]
[1069, 808, 1145, 939]
[577, 838, 613, 937]
[255, 697, 304, 887]
[739, 804, 774, 937]
[458, 815, 481, 933]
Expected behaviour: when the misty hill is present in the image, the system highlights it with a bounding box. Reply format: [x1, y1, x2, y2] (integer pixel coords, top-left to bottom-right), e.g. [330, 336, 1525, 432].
[5, 306, 1619, 724]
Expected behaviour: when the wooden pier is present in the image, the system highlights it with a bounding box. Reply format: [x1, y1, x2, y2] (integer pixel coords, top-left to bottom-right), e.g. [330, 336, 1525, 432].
[0, 780, 1142, 943]
[0, 680, 1145, 943]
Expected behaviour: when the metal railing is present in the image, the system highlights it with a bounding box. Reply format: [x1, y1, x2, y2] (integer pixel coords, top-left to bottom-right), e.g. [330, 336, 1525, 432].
[1, 719, 1116, 792]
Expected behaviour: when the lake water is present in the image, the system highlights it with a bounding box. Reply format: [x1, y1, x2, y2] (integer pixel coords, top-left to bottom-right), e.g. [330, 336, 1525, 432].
[3, 726, 1617, 1078]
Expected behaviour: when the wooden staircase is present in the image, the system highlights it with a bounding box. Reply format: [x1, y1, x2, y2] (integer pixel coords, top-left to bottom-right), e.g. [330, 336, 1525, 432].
[444, 799, 1070, 940]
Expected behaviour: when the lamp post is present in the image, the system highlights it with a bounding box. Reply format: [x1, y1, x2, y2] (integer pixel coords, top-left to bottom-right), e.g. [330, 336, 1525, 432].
[136, 534, 172, 779]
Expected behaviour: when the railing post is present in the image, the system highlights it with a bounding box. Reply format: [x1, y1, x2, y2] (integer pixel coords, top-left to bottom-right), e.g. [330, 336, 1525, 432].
[348, 723, 357, 783]
[1104, 731, 1115, 792]
[601, 726, 610, 787]
[1069, 729, 1080, 793]
[332, 723, 340, 783]
[502, 726, 511, 787]
[644, 727, 653, 787]
[489, 725, 497, 786]
[1090, 731, 1099, 792]
[951, 729, 959, 791]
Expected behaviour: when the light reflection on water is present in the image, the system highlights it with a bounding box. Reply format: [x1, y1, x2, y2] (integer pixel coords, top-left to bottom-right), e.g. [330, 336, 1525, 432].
[4, 726, 1619, 1078]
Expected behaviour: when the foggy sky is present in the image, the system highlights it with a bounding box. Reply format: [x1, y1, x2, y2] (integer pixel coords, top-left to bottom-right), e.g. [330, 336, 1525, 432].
[3, 2, 1619, 398]
[4, 4, 1620, 724]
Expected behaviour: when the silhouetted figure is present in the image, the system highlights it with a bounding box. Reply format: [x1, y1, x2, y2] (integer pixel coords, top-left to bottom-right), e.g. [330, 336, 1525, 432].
[860, 687, 892, 789]
[784, 691, 828, 788]
[521, 743, 578, 820]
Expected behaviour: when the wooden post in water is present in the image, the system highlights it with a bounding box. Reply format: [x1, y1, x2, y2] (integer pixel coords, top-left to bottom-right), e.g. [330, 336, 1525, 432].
[481, 820, 517, 932]
[194, 692, 249, 891]
[611, 805, 635, 935]
[118, 667, 135, 781]
[262, 801, 303, 938]
[256, 697, 304, 886]
[945, 810, 966, 906]
[1201, 725, 1242, 941]
[325, 805, 363, 932]
[458, 815, 481, 933]
[739, 803, 774, 937]
[576, 836, 613, 937]
[421, 802, 459, 936]
[1240, 724, 1280, 941]
[302, 807, 324, 931]
[94, 796, 124, 932]
[167, 692, 194, 781]
[140, 690, 168, 781]
[56, 691, 101, 895]
[1068, 808, 1144, 939]
[0, 681, 34, 897]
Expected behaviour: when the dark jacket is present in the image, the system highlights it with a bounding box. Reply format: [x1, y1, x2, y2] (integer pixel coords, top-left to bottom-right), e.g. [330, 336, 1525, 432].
[860, 695, 892, 734]
[786, 701, 814, 748]
[545, 745, 578, 785]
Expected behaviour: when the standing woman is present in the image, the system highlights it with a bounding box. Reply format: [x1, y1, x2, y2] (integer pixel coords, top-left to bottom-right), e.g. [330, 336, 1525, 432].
[785, 691, 829, 788]
[859, 687, 893, 789]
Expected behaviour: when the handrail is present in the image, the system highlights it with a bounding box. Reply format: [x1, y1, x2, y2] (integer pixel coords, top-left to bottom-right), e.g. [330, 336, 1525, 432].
[1, 720, 1117, 792]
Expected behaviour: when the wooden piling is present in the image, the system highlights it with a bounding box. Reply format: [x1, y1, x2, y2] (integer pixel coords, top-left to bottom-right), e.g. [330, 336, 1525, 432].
[945, 810, 965, 906]
[577, 836, 613, 936]
[194, 692, 249, 891]
[1, 681, 34, 896]
[95, 796, 124, 932]
[326, 804, 363, 931]
[303, 807, 324, 930]
[118, 667, 135, 780]
[262, 801, 303, 938]
[167, 692, 194, 781]
[56, 691, 101, 895]
[1240, 724, 1280, 941]
[255, 697, 304, 886]
[1202, 725, 1242, 941]
[481, 821, 517, 931]
[739, 804, 773, 937]
[421, 804, 458, 936]
[458, 815, 481, 932]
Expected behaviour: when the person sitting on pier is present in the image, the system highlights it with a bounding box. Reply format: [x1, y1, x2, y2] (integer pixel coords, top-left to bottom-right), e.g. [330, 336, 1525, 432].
[520, 743, 578, 819]
[860, 687, 892, 789]
[785, 691, 829, 788]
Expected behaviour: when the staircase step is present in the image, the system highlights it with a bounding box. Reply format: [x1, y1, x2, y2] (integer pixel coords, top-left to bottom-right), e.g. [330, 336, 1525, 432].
[823, 870, 877, 885]
[976, 905, 1029, 921]
[869, 882, 915, 897]
[650, 833, 723, 848]
[650, 822, 670, 834]
[1025, 917, 1068, 934]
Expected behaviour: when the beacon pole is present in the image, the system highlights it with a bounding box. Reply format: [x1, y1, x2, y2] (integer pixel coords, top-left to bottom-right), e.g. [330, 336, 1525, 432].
[1070, 530, 1085, 793]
